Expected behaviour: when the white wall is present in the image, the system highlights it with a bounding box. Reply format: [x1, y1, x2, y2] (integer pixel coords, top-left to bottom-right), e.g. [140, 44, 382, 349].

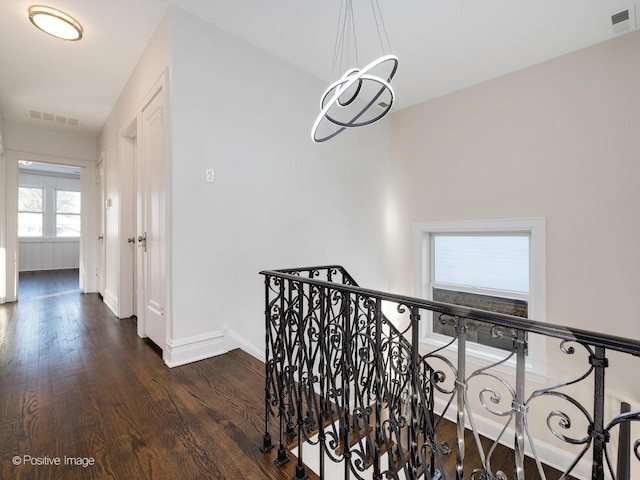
[6, 123, 96, 160]
[2, 122, 97, 301]
[95, 6, 389, 364]
[168, 8, 389, 362]
[97, 11, 171, 317]
[388, 30, 640, 476]
[19, 240, 79, 271]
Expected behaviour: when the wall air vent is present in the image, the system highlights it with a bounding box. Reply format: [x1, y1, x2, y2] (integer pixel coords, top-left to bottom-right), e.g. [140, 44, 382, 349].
[611, 6, 636, 34]
[26, 109, 82, 127]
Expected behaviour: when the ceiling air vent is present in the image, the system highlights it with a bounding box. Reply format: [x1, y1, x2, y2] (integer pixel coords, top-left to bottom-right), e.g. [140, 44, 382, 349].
[26, 109, 82, 127]
[611, 6, 636, 34]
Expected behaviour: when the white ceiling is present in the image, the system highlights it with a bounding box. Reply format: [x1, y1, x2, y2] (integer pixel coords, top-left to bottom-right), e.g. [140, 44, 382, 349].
[0, 1, 637, 136]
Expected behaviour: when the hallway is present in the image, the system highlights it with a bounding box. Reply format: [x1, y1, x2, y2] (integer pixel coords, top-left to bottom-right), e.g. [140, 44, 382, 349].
[0, 272, 312, 480]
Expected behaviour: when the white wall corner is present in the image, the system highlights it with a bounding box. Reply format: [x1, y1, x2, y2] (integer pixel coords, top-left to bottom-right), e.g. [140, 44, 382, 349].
[164, 330, 227, 368]
[224, 328, 265, 363]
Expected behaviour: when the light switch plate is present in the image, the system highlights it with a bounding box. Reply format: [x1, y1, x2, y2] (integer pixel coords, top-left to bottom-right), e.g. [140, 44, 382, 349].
[205, 168, 215, 183]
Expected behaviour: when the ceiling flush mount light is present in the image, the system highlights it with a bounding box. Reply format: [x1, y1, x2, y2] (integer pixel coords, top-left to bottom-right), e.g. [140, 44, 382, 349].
[311, 0, 398, 143]
[28, 5, 83, 41]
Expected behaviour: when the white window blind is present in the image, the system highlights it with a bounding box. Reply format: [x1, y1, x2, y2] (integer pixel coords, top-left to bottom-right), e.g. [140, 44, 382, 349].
[433, 234, 529, 293]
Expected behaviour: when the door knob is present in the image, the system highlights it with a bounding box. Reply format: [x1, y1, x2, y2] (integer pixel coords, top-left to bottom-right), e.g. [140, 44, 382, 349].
[127, 237, 135, 244]
[137, 233, 147, 252]
[98, 234, 104, 241]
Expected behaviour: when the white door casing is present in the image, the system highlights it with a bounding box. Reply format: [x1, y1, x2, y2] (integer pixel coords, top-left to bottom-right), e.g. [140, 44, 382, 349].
[131, 137, 138, 318]
[97, 155, 106, 297]
[138, 82, 166, 349]
[0, 138, 6, 304]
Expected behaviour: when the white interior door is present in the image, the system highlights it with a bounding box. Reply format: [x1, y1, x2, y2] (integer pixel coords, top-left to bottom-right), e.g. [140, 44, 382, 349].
[138, 85, 166, 348]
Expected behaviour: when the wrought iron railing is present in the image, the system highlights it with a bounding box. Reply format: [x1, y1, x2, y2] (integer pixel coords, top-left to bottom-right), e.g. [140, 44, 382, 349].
[260, 265, 639, 480]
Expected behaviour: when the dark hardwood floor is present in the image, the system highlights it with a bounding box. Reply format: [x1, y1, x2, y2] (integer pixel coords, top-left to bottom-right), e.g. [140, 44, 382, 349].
[1, 271, 317, 480]
[1, 271, 569, 479]
[18, 269, 81, 301]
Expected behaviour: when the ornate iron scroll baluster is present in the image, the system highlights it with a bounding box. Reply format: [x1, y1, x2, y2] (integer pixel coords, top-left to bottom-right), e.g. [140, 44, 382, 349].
[456, 317, 467, 480]
[409, 306, 421, 478]
[260, 266, 640, 480]
[275, 277, 290, 467]
[261, 275, 275, 453]
[294, 280, 310, 480]
[318, 284, 327, 479]
[341, 289, 350, 480]
[372, 297, 383, 480]
[513, 329, 528, 480]
[590, 346, 608, 480]
[604, 404, 639, 479]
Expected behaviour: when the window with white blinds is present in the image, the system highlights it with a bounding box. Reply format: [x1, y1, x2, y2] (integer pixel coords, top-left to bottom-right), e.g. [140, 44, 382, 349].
[431, 234, 530, 352]
[413, 218, 547, 377]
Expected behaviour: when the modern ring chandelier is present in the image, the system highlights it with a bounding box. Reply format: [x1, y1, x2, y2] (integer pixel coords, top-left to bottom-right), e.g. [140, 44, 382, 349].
[311, 0, 398, 143]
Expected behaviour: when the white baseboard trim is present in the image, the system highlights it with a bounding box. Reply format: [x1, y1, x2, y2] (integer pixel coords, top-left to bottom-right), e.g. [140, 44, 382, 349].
[160, 329, 264, 368]
[103, 289, 119, 317]
[164, 330, 227, 368]
[224, 328, 265, 362]
[434, 397, 592, 480]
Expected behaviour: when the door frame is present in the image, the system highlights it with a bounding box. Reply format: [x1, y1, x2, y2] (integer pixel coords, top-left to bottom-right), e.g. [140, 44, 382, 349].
[4, 150, 98, 301]
[119, 69, 171, 351]
[97, 153, 106, 297]
[0, 134, 6, 304]
[119, 120, 137, 319]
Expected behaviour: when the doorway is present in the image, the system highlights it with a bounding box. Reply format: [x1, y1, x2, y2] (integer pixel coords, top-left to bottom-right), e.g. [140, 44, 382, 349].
[119, 75, 167, 351]
[120, 125, 138, 319]
[16, 161, 82, 299]
[3, 151, 98, 304]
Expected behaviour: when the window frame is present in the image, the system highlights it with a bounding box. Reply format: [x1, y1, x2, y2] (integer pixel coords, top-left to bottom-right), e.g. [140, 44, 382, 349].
[412, 218, 547, 381]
